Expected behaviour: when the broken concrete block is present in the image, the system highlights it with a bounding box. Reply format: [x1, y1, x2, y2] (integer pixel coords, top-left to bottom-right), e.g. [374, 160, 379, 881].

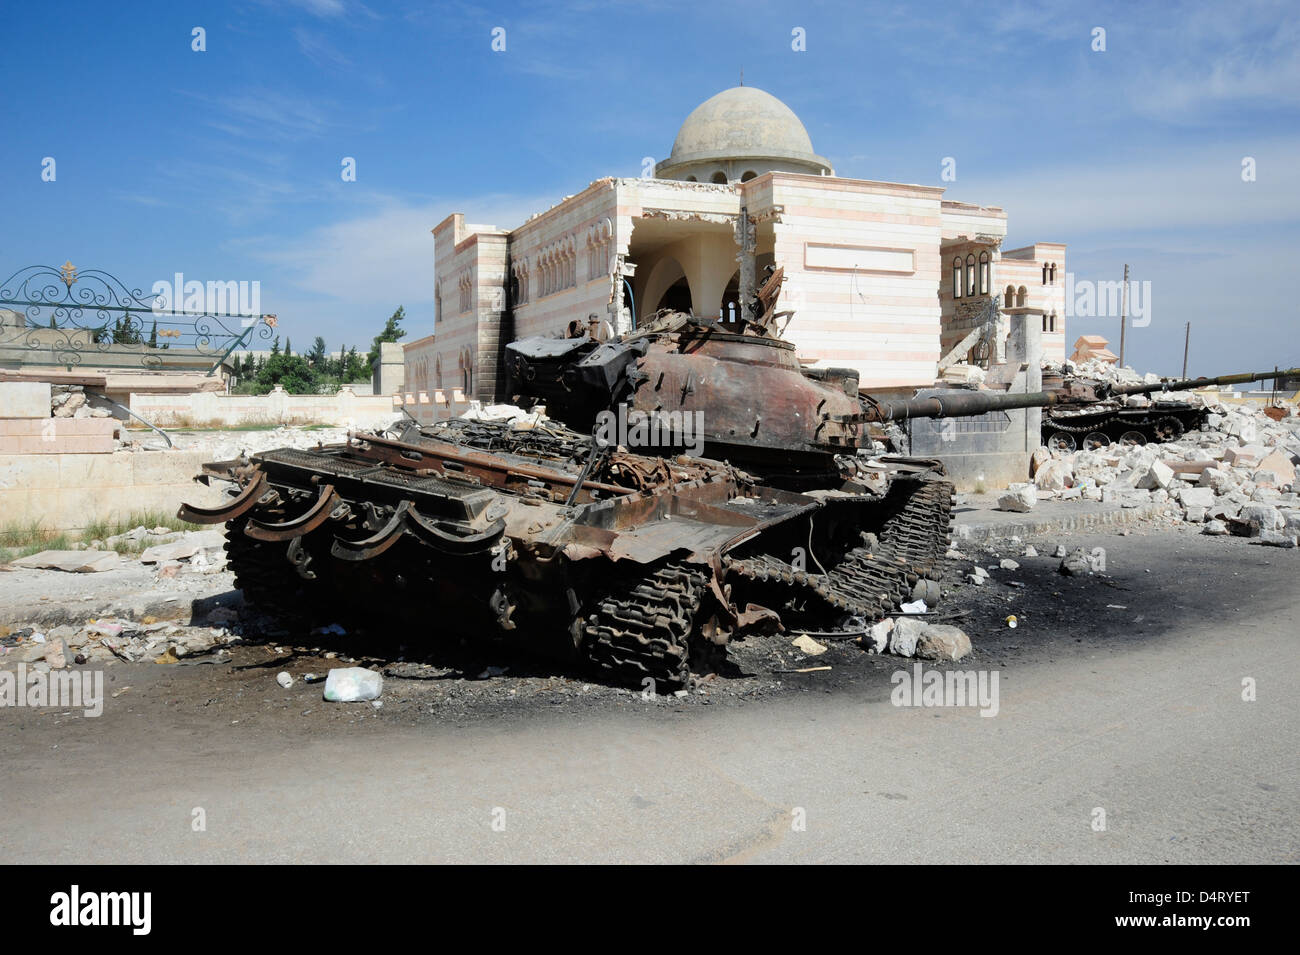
[1238, 503, 1283, 533]
[996, 485, 1036, 512]
[1137, 459, 1174, 490]
[1256, 449, 1296, 486]
[1059, 549, 1092, 576]
[1178, 487, 1215, 509]
[889, 617, 927, 658]
[1185, 505, 1208, 523]
[1034, 459, 1072, 491]
[916, 625, 972, 662]
[792, 634, 828, 656]
[1202, 519, 1229, 535]
[863, 618, 893, 653]
[1030, 446, 1051, 476]
[999, 558, 1020, 570]
[10, 550, 120, 573]
[1224, 444, 1264, 467]
[1256, 530, 1297, 548]
[43, 637, 70, 669]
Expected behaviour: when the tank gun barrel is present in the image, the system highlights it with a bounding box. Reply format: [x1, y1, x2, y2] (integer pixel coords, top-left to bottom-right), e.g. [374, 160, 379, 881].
[837, 389, 1064, 425]
[1105, 367, 1300, 398]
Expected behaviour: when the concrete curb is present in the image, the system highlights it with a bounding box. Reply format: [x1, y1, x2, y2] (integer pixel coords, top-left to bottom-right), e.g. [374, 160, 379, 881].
[953, 501, 1176, 543]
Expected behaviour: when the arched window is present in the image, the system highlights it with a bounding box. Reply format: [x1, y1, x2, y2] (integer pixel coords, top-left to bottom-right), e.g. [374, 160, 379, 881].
[1042, 264, 1049, 285]
[1016, 286, 1027, 308]
[711, 171, 728, 184]
[978, 251, 990, 295]
[740, 170, 757, 182]
[1050, 263, 1057, 284]
[1049, 311, 1057, 332]
[1004, 285, 1015, 308]
[965, 254, 976, 297]
[686, 175, 697, 182]
[953, 258, 964, 298]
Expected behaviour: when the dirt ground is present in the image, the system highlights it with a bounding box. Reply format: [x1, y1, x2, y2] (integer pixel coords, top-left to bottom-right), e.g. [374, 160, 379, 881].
[3, 517, 1281, 729]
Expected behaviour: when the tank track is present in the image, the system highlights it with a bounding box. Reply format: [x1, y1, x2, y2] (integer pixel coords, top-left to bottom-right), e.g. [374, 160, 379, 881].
[724, 477, 954, 621]
[582, 563, 708, 689]
[223, 513, 336, 624]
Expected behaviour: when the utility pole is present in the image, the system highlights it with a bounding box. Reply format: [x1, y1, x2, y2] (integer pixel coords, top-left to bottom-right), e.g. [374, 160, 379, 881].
[1118, 264, 1129, 368]
[1182, 322, 1190, 378]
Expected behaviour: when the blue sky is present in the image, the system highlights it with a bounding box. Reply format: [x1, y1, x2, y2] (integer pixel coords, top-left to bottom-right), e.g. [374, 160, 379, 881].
[2, 0, 1297, 375]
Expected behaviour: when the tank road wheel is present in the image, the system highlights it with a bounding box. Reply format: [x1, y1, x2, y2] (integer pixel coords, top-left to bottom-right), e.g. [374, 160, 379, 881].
[1118, 430, 1147, 447]
[1153, 416, 1185, 442]
[1047, 431, 1076, 453]
[1082, 432, 1110, 451]
[581, 562, 708, 690]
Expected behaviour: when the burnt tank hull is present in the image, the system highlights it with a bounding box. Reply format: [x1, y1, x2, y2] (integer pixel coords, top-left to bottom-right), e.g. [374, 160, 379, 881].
[184, 418, 955, 687]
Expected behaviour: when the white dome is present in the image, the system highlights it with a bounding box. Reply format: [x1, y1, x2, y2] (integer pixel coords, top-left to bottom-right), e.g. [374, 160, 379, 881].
[656, 87, 830, 180]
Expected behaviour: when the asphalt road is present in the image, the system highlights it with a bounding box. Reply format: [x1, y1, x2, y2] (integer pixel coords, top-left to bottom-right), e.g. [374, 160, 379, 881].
[2, 530, 1296, 863]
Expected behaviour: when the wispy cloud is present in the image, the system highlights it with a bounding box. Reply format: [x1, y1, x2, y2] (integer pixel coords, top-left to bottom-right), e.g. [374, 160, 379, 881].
[239, 193, 553, 305]
[293, 28, 353, 69]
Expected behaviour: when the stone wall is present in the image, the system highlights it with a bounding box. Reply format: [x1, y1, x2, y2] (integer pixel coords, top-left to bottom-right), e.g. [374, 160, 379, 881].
[130, 387, 401, 430]
[908, 314, 1044, 491]
[0, 450, 224, 533]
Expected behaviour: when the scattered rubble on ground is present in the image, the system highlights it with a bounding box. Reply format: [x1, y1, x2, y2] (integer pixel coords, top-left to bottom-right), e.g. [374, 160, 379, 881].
[0, 617, 237, 670]
[992, 396, 1300, 545]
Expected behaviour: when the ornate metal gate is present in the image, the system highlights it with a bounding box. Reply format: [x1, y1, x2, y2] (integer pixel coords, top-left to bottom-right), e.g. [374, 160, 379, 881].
[0, 262, 275, 375]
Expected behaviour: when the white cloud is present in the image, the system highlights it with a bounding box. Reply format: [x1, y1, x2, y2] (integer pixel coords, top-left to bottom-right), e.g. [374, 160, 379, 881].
[243, 192, 554, 306]
[960, 138, 1300, 241]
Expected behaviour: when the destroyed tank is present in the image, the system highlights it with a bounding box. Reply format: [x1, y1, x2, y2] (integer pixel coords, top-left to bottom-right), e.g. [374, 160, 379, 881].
[179, 272, 1106, 687]
[1040, 368, 1298, 451]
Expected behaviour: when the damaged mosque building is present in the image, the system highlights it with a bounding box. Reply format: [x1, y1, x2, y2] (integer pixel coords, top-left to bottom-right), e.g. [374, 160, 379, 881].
[400, 85, 1067, 421]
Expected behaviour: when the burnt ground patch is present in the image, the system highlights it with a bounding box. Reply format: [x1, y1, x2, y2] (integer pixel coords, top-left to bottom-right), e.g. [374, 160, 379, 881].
[25, 520, 1288, 731]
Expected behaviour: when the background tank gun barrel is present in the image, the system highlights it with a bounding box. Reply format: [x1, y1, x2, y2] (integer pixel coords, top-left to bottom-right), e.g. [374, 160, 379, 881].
[1103, 367, 1300, 398]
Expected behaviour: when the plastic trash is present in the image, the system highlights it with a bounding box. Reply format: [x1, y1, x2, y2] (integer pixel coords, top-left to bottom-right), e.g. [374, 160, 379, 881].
[323, 667, 383, 702]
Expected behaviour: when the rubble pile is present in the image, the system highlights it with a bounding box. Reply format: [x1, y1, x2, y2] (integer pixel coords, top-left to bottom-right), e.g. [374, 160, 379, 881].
[1002, 400, 1300, 546]
[21, 527, 230, 575]
[0, 618, 237, 672]
[112, 424, 355, 455]
[1046, 358, 1203, 393]
[50, 383, 114, 420]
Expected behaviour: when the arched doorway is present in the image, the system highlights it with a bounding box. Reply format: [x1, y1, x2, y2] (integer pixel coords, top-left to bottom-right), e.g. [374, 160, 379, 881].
[639, 256, 693, 320]
[657, 276, 693, 313]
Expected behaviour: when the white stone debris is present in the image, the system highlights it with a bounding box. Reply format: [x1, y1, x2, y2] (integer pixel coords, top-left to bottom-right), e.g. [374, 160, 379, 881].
[791, 634, 828, 656]
[1004, 388, 1300, 546]
[996, 484, 1037, 512]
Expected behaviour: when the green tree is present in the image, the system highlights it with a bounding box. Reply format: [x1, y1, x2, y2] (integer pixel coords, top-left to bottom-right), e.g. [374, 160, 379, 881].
[112, 315, 142, 345]
[148, 320, 158, 348]
[255, 352, 320, 395]
[367, 306, 406, 372]
[284, 337, 292, 357]
[271, 336, 281, 356]
[343, 345, 368, 382]
[308, 336, 327, 368]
